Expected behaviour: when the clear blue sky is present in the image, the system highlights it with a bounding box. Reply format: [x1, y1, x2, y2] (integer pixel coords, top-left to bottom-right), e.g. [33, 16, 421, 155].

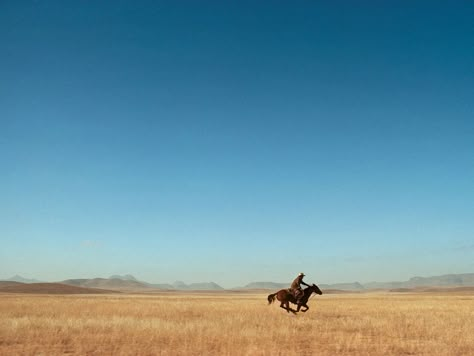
[1, 1, 473, 288]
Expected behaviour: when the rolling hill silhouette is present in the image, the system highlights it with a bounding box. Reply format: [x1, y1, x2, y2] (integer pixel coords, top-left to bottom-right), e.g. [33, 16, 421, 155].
[2, 273, 473, 292]
[0, 282, 118, 294]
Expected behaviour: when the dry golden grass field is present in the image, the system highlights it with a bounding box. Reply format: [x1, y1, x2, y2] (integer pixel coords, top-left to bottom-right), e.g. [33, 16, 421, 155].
[1, 291, 473, 355]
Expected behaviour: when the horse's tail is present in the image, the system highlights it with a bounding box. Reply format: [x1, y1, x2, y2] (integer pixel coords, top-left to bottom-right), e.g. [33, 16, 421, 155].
[267, 292, 277, 305]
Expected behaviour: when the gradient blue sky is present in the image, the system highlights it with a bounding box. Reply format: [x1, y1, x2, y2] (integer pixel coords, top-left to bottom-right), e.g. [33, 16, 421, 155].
[1, 1, 473, 288]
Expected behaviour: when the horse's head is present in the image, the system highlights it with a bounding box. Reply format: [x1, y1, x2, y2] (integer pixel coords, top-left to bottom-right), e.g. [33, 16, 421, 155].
[311, 283, 323, 295]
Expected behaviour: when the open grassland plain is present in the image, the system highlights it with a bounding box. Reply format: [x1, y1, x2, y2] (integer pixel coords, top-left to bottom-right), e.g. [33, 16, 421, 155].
[0, 292, 473, 355]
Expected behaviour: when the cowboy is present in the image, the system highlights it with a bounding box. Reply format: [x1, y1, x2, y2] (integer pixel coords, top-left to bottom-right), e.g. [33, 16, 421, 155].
[290, 272, 310, 304]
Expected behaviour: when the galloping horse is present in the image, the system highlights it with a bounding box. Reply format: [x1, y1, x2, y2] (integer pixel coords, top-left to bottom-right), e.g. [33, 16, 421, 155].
[267, 284, 322, 314]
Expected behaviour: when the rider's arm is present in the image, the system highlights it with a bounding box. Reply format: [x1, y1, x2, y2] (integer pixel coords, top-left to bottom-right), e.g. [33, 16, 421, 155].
[301, 281, 310, 287]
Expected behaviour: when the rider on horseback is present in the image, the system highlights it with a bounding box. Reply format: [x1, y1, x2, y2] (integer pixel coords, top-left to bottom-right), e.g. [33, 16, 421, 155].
[290, 272, 309, 304]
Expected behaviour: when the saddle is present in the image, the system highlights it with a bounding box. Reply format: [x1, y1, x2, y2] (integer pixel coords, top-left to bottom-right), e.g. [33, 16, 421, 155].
[287, 288, 301, 299]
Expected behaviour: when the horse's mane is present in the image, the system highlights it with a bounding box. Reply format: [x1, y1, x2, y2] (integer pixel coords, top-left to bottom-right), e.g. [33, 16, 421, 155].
[302, 285, 317, 300]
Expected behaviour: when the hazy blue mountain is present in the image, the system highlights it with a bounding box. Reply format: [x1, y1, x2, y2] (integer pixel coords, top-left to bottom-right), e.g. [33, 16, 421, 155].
[404, 273, 474, 287]
[145, 281, 224, 290]
[240, 282, 288, 290]
[147, 283, 174, 289]
[61, 278, 150, 290]
[109, 274, 138, 281]
[367, 273, 474, 289]
[363, 281, 404, 289]
[172, 281, 189, 289]
[320, 282, 365, 290]
[60, 277, 225, 291]
[240, 281, 364, 291]
[6, 272, 474, 291]
[239, 273, 474, 291]
[188, 282, 224, 290]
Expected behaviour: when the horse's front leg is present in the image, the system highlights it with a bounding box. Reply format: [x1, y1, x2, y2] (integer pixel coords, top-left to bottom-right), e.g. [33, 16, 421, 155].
[300, 304, 309, 312]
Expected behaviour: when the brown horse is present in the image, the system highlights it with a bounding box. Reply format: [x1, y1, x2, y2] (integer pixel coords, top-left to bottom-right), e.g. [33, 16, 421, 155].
[267, 284, 322, 314]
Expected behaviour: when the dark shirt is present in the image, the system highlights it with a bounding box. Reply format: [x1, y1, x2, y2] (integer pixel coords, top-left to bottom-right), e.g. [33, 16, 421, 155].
[291, 275, 309, 290]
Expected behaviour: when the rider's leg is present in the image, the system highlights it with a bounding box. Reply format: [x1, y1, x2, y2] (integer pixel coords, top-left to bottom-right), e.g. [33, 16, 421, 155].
[295, 289, 303, 303]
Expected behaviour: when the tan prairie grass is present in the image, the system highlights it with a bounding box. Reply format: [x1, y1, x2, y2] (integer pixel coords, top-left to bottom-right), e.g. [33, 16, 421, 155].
[0, 292, 473, 355]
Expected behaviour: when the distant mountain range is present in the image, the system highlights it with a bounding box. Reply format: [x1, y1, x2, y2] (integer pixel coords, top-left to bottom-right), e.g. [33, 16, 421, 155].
[1, 275, 225, 291]
[361, 273, 474, 290]
[60, 277, 224, 291]
[241, 273, 474, 291]
[239, 281, 366, 291]
[2, 273, 473, 291]
[61, 278, 150, 290]
[109, 274, 138, 281]
[155, 281, 225, 290]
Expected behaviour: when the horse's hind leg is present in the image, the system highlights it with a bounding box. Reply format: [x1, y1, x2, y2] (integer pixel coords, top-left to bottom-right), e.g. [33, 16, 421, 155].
[280, 302, 289, 313]
[283, 302, 296, 314]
